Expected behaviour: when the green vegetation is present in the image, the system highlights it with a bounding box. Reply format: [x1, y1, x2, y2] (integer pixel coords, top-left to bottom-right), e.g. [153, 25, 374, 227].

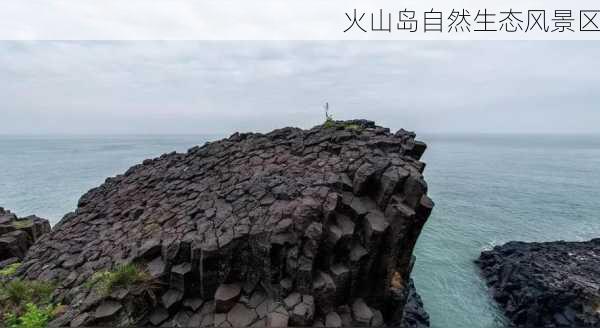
[321, 105, 362, 131]
[12, 220, 32, 229]
[323, 118, 336, 129]
[1, 264, 158, 327]
[4, 303, 60, 328]
[343, 123, 361, 131]
[1, 278, 59, 328]
[322, 116, 363, 132]
[323, 107, 336, 128]
[0, 262, 21, 277]
[86, 263, 159, 300]
[0, 279, 55, 310]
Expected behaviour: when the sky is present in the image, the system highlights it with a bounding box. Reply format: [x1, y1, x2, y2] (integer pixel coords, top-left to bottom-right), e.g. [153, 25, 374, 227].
[1, 41, 598, 135]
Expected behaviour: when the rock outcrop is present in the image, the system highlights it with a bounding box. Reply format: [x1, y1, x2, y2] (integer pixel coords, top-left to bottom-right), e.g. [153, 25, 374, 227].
[0, 207, 50, 267]
[400, 280, 430, 328]
[477, 239, 600, 327]
[17, 119, 434, 327]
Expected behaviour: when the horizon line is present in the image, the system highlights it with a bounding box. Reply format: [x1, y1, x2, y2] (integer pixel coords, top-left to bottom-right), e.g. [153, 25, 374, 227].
[1, 131, 600, 137]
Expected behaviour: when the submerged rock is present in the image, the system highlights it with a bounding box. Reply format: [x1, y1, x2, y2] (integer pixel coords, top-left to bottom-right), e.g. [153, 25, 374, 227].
[0, 207, 50, 266]
[477, 239, 600, 327]
[19, 119, 433, 327]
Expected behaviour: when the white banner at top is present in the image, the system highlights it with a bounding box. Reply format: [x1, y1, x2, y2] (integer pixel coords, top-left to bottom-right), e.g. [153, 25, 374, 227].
[1, 0, 600, 40]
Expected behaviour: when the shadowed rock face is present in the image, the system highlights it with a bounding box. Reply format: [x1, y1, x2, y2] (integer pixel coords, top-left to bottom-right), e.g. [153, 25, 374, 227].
[19, 120, 434, 327]
[477, 239, 600, 327]
[401, 280, 430, 328]
[0, 207, 50, 267]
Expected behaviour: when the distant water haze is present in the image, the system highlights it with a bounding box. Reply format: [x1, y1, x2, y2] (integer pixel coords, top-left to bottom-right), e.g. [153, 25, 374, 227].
[1, 133, 599, 328]
[0, 135, 219, 221]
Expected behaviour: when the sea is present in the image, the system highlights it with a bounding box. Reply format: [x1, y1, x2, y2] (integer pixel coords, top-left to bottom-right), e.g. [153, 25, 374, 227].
[1, 134, 599, 328]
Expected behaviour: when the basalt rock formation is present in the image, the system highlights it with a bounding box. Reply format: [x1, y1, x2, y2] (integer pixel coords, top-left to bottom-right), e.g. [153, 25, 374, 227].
[0, 207, 50, 267]
[477, 239, 600, 327]
[17, 119, 434, 327]
[399, 279, 430, 328]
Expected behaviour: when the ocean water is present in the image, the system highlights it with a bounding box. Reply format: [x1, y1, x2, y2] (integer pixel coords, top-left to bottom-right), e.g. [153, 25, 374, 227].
[0, 136, 215, 221]
[413, 134, 600, 328]
[1, 134, 599, 328]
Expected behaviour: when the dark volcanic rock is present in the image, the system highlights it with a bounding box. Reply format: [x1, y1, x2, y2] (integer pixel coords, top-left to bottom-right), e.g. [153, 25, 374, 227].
[400, 280, 430, 328]
[19, 119, 434, 327]
[0, 207, 51, 264]
[215, 283, 241, 313]
[477, 239, 600, 327]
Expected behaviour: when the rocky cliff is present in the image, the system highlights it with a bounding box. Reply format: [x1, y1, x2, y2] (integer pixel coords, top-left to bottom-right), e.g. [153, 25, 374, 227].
[17, 119, 434, 327]
[477, 239, 600, 327]
[0, 207, 50, 267]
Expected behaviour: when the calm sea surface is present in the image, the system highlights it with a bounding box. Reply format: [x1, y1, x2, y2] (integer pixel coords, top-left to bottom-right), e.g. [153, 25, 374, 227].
[1, 134, 599, 328]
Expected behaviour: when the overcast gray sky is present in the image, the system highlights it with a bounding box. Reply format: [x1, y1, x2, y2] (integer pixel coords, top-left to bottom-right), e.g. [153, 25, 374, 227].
[1, 41, 598, 135]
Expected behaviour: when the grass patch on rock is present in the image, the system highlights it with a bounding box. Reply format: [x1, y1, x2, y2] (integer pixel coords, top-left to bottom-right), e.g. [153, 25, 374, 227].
[321, 112, 363, 131]
[322, 118, 363, 132]
[0, 263, 21, 277]
[86, 263, 159, 298]
[11, 220, 32, 229]
[0, 279, 55, 310]
[342, 123, 361, 131]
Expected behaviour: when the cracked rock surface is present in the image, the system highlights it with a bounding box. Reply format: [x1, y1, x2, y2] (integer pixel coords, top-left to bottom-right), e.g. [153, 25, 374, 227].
[477, 239, 600, 327]
[18, 119, 433, 327]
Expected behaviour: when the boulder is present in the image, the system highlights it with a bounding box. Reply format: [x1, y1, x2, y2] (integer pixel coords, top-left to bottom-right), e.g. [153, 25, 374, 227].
[183, 297, 204, 311]
[215, 283, 242, 313]
[0, 230, 30, 260]
[352, 298, 374, 326]
[0, 207, 50, 263]
[94, 300, 122, 320]
[289, 294, 314, 326]
[161, 289, 184, 309]
[325, 312, 342, 327]
[227, 303, 257, 327]
[266, 311, 289, 327]
[148, 307, 170, 326]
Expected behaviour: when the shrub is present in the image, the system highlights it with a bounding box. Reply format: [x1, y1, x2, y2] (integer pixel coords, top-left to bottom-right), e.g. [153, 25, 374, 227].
[0, 279, 55, 309]
[323, 113, 336, 128]
[4, 303, 57, 328]
[87, 263, 159, 299]
[1, 279, 58, 328]
[322, 119, 336, 129]
[0, 263, 21, 277]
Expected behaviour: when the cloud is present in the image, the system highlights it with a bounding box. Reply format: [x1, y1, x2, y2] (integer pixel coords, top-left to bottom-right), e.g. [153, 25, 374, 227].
[0, 41, 598, 134]
[2, 1, 599, 41]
